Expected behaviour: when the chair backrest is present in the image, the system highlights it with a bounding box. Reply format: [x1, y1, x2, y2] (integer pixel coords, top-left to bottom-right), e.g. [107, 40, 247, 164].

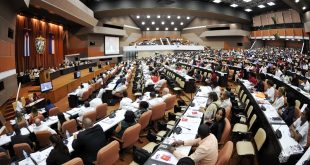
[122, 123, 141, 148]
[35, 130, 52, 148]
[235, 86, 240, 95]
[13, 143, 33, 159]
[138, 110, 152, 130]
[80, 91, 89, 101]
[295, 100, 301, 109]
[254, 128, 266, 151]
[241, 94, 247, 103]
[96, 140, 119, 165]
[12, 102, 17, 111]
[164, 95, 176, 110]
[0, 151, 10, 165]
[307, 121, 310, 147]
[49, 107, 60, 116]
[219, 118, 231, 145]
[294, 107, 301, 121]
[95, 103, 108, 120]
[62, 119, 78, 135]
[28, 93, 33, 101]
[247, 105, 253, 117]
[83, 110, 97, 122]
[63, 157, 84, 165]
[216, 141, 233, 165]
[150, 102, 166, 121]
[248, 114, 257, 131]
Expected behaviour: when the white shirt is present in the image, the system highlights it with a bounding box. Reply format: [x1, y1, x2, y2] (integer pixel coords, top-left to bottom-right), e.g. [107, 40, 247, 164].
[154, 79, 166, 90]
[89, 98, 103, 107]
[113, 84, 127, 94]
[78, 106, 95, 117]
[16, 101, 23, 112]
[33, 124, 56, 135]
[275, 70, 283, 78]
[265, 87, 275, 102]
[148, 98, 164, 108]
[272, 96, 284, 110]
[220, 98, 232, 109]
[162, 93, 172, 101]
[96, 88, 105, 98]
[293, 118, 309, 147]
[260, 66, 267, 74]
[212, 86, 221, 99]
[119, 97, 133, 109]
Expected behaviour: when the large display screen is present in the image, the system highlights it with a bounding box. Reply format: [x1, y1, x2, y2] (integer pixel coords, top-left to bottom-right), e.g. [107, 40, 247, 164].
[40, 81, 53, 93]
[105, 36, 120, 55]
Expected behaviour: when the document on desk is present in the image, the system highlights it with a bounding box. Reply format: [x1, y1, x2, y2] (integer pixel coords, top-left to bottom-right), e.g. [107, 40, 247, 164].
[300, 104, 308, 112]
[151, 150, 178, 165]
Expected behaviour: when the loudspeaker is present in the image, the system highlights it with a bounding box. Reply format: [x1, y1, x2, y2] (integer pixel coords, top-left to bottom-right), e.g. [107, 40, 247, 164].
[8, 28, 14, 39]
[0, 81, 4, 91]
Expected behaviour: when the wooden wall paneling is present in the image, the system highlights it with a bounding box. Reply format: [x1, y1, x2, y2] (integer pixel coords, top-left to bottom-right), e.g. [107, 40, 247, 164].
[262, 30, 270, 36]
[291, 10, 301, 23]
[253, 16, 262, 27]
[285, 28, 294, 36]
[261, 14, 268, 26]
[275, 11, 284, 24]
[286, 41, 303, 48]
[267, 13, 275, 25]
[256, 30, 262, 37]
[278, 29, 286, 36]
[294, 28, 303, 36]
[283, 10, 293, 23]
[270, 29, 278, 36]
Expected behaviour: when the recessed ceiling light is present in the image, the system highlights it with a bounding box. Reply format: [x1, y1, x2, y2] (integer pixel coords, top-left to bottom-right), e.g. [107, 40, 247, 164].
[243, 0, 251, 2]
[167, 15, 171, 19]
[267, 2, 275, 6]
[213, 0, 221, 3]
[186, 16, 190, 19]
[136, 15, 140, 19]
[142, 22, 145, 25]
[295, 0, 299, 3]
[180, 22, 184, 25]
[165, 27, 168, 31]
[258, 4, 265, 8]
[147, 15, 150, 18]
[230, 4, 238, 7]
[146, 27, 150, 31]
[156, 27, 159, 31]
[174, 28, 177, 31]
[161, 21, 165, 25]
[152, 21, 155, 25]
[157, 15, 161, 18]
[171, 22, 174, 25]
[177, 16, 181, 19]
[245, 8, 252, 12]
[303, 6, 306, 10]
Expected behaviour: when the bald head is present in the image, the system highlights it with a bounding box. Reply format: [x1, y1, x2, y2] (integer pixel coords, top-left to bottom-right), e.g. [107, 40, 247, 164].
[35, 118, 41, 127]
[162, 88, 170, 95]
[82, 118, 93, 129]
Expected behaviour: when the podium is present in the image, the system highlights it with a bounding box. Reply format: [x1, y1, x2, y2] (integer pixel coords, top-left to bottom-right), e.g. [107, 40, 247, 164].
[39, 70, 51, 83]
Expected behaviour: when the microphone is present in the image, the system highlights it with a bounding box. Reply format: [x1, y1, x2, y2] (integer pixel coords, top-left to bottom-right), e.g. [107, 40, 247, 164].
[179, 125, 191, 130]
[275, 125, 282, 139]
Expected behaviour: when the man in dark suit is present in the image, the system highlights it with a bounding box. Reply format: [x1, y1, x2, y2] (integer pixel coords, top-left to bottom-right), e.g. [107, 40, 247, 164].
[72, 118, 107, 165]
[11, 125, 34, 149]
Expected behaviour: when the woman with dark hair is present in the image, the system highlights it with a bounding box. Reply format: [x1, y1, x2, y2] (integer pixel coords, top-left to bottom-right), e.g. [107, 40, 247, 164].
[135, 101, 149, 118]
[209, 108, 226, 140]
[57, 112, 68, 133]
[46, 134, 71, 165]
[115, 110, 136, 138]
[278, 93, 296, 126]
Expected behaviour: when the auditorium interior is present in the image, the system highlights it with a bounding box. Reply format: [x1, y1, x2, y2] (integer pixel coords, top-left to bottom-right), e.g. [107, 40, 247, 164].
[1, 0, 310, 164]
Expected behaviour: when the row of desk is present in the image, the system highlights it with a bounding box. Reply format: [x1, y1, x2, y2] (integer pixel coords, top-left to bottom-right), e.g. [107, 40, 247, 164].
[162, 66, 196, 93]
[144, 86, 209, 164]
[239, 80, 304, 164]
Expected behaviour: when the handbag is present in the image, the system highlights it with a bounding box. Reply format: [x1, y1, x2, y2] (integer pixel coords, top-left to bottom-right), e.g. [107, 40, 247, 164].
[133, 147, 151, 164]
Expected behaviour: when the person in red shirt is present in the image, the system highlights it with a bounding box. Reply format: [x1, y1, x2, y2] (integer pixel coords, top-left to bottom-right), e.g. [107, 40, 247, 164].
[249, 72, 258, 86]
[151, 72, 160, 83]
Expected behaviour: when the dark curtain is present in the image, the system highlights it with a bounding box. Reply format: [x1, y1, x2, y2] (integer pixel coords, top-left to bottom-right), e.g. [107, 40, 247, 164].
[15, 15, 65, 73]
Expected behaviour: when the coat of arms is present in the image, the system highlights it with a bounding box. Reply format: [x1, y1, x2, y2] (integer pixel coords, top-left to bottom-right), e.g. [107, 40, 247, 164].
[35, 36, 46, 54]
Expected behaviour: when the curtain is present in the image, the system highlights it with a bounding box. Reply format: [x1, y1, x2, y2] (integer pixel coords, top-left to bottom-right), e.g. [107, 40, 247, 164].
[15, 15, 65, 73]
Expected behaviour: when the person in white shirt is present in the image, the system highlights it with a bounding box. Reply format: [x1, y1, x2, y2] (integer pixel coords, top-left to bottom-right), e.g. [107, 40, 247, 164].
[220, 91, 232, 109]
[112, 79, 127, 98]
[148, 92, 164, 108]
[211, 82, 221, 99]
[274, 67, 283, 78]
[119, 91, 133, 109]
[154, 76, 166, 91]
[259, 65, 267, 74]
[33, 118, 56, 135]
[289, 107, 310, 147]
[16, 98, 24, 112]
[264, 80, 275, 102]
[78, 102, 95, 118]
[161, 88, 172, 101]
[76, 84, 87, 98]
[272, 87, 285, 110]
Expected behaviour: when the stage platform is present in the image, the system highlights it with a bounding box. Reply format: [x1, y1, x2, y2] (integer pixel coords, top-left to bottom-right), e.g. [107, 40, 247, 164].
[40, 65, 111, 103]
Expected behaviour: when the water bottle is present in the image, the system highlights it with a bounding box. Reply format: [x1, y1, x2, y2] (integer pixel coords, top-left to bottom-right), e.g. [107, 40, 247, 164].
[66, 130, 70, 139]
[23, 150, 30, 164]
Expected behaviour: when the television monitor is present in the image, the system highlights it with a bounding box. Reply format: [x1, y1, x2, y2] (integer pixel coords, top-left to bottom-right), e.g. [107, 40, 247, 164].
[40, 81, 53, 93]
[74, 71, 81, 79]
[89, 67, 94, 72]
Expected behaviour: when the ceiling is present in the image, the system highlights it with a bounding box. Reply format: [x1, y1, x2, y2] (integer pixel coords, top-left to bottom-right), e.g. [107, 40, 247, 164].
[130, 14, 194, 31]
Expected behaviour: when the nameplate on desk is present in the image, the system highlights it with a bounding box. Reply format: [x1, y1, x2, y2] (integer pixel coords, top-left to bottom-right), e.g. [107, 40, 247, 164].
[102, 118, 115, 124]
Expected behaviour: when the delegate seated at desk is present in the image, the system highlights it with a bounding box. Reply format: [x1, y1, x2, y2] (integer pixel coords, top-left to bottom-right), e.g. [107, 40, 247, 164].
[11, 125, 34, 149]
[33, 118, 57, 135]
[168, 124, 218, 165]
[289, 107, 310, 148]
[72, 118, 107, 165]
[46, 134, 71, 165]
